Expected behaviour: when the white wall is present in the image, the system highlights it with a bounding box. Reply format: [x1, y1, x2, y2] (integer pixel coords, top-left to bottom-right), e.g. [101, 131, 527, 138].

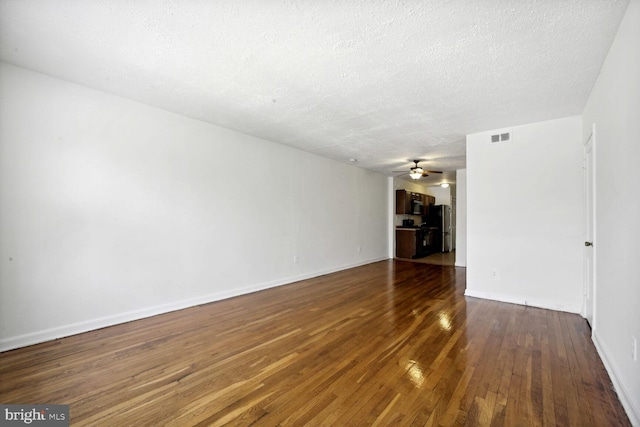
[466, 116, 584, 313]
[455, 169, 467, 267]
[426, 186, 451, 206]
[0, 63, 390, 351]
[581, 0, 640, 422]
[393, 178, 433, 196]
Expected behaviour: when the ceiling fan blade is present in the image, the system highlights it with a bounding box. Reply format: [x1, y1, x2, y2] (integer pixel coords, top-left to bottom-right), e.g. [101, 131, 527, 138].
[423, 170, 443, 174]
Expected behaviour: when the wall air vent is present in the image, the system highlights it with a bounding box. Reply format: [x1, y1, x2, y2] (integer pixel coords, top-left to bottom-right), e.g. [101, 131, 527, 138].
[491, 131, 511, 143]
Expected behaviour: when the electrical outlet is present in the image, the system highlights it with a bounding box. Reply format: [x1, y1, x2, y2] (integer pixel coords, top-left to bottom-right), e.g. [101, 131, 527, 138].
[491, 269, 500, 280]
[632, 337, 637, 362]
[293, 255, 299, 264]
[357, 246, 361, 253]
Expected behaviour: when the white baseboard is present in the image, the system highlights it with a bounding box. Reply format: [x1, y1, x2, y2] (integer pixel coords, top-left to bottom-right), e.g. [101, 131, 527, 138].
[592, 333, 640, 426]
[463, 289, 581, 314]
[0, 256, 389, 353]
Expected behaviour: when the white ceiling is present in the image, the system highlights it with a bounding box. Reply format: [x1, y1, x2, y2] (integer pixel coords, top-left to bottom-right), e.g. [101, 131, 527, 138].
[0, 0, 629, 184]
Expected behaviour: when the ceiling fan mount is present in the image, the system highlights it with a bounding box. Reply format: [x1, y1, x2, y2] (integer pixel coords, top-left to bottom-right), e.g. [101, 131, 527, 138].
[410, 160, 424, 176]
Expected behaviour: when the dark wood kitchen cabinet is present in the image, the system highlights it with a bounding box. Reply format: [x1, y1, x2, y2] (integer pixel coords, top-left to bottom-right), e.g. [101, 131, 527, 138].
[421, 194, 429, 215]
[422, 194, 436, 215]
[395, 190, 412, 214]
[396, 228, 421, 258]
[396, 190, 436, 215]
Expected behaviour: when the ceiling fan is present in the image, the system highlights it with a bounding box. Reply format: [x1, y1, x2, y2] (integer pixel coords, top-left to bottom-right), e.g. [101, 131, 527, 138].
[393, 160, 443, 180]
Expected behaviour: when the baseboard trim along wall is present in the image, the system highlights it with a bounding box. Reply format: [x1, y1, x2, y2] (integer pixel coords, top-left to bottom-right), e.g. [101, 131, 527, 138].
[593, 332, 640, 426]
[465, 290, 638, 424]
[463, 289, 582, 314]
[0, 257, 389, 353]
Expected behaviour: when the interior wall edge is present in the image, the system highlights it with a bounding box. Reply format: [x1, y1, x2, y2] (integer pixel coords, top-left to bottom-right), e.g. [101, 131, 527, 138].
[592, 331, 640, 426]
[463, 289, 582, 315]
[0, 256, 390, 353]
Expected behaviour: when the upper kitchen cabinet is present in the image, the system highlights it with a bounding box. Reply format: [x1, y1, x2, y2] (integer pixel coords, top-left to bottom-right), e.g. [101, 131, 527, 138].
[396, 190, 436, 215]
[395, 190, 412, 214]
[421, 194, 429, 215]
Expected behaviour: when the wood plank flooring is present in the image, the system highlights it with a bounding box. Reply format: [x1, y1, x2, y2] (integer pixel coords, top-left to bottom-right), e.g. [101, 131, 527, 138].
[0, 260, 630, 426]
[396, 251, 456, 266]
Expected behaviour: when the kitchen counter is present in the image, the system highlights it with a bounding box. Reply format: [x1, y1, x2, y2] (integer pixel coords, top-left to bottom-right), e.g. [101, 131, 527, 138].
[395, 226, 440, 258]
[396, 228, 420, 258]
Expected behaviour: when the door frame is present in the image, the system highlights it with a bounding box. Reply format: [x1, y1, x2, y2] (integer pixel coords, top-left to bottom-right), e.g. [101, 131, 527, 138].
[583, 123, 596, 329]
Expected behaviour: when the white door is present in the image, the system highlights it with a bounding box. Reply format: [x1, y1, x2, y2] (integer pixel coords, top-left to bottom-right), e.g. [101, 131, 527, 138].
[584, 126, 595, 327]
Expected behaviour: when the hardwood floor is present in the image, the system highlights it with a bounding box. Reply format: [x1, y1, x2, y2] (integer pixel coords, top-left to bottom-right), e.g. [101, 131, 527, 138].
[0, 261, 630, 426]
[397, 251, 456, 266]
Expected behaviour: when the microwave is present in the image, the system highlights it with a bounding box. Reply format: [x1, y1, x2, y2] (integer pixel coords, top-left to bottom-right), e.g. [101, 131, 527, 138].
[412, 200, 423, 215]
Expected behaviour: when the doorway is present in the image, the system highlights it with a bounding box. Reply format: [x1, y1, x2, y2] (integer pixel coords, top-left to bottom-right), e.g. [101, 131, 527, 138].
[583, 125, 595, 327]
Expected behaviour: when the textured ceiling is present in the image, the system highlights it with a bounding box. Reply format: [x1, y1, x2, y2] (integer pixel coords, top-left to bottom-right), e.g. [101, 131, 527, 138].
[0, 0, 629, 185]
